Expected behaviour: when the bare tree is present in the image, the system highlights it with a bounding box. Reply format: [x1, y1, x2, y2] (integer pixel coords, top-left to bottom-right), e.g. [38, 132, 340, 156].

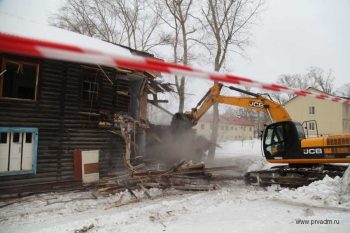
[200, 0, 264, 159]
[338, 83, 350, 98]
[157, 0, 196, 112]
[51, 0, 115, 40]
[306, 66, 335, 95]
[273, 74, 310, 102]
[51, 0, 166, 52]
[273, 67, 336, 104]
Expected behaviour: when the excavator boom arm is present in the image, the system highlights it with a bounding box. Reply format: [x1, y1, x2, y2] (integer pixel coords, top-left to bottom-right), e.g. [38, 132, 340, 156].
[189, 83, 291, 123]
[214, 96, 291, 122]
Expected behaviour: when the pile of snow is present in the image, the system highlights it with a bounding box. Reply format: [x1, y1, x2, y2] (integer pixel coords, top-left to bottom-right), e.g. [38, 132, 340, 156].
[340, 165, 350, 194]
[276, 175, 350, 208]
[246, 157, 269, 172]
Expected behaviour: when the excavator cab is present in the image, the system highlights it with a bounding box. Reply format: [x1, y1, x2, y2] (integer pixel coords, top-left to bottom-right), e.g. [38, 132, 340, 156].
[263, 121, 305, 161]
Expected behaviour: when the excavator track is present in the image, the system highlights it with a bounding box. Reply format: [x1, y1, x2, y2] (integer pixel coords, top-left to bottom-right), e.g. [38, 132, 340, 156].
[244, 164, 347, 188]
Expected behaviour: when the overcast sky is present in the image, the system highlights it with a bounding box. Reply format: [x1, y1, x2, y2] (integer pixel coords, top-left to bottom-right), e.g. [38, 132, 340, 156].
[232, 0, 350, 87]
[0, 0, 349, 109]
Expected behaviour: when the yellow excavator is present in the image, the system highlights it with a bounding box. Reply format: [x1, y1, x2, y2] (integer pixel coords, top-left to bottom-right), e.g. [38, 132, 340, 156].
[172, 83, 350, 186]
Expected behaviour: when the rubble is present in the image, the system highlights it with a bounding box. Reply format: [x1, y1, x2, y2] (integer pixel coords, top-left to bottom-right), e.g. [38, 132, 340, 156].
[92, 112, 242, 199]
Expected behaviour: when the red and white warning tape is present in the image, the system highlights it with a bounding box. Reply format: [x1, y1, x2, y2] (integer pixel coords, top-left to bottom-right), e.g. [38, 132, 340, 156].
[0, 32, 349, 104]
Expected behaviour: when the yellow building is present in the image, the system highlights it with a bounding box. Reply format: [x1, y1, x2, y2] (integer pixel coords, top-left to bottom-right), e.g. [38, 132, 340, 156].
[284, 87, 350, 136]
[194, 114, 255, 142]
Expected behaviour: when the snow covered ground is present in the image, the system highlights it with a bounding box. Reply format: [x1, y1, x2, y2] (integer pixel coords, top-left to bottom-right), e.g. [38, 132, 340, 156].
[1, 140, 349, 233]
[216, 139, 262, 157]
[207, 139, 269, 175]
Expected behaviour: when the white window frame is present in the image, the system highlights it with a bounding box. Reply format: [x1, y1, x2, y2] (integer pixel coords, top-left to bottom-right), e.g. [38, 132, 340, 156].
[0, 128, 38, 176]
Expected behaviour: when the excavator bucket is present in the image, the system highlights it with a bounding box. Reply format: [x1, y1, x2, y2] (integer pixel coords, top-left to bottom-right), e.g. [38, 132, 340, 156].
[171, 113, 194, 132]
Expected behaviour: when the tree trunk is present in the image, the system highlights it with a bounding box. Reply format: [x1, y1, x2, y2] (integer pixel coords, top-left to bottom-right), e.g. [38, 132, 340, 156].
[208, 81, 219, 159]
[178, 77, 185, 112]
[179, 12, 188, 113]
[208, 102, 219, 159]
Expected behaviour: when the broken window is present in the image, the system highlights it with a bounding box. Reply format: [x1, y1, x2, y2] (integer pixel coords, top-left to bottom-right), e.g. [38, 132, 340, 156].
[81, 67, 100, 107]
[0, 59, 39, 100]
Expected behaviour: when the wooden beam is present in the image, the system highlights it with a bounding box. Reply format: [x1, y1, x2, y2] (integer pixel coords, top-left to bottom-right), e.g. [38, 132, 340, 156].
[148, 100, 173, 116]
[147, 99, 169, 104]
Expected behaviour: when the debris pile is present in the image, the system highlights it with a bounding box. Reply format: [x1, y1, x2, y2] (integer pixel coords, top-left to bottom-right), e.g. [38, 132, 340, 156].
[132, 160, 219, 191]
[94, 112, 240, 198]
[93, 158, 244, 201]
[94, 161, 216, 197]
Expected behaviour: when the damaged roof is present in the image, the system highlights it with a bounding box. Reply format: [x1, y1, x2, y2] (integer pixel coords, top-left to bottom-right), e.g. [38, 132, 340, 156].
[0, 12, 174, 96]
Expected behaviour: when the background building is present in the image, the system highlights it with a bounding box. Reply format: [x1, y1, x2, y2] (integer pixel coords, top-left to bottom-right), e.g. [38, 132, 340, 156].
[194, 114, 254, 142]
[284, 87, 350, 136]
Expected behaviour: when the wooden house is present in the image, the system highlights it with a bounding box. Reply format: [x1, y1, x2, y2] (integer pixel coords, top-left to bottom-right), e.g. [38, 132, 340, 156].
[0, 16, 169, 193]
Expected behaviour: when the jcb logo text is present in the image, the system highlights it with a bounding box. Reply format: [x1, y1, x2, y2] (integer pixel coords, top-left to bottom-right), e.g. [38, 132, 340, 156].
[249, 101, 264, 108]
[303, 148, 323, 155]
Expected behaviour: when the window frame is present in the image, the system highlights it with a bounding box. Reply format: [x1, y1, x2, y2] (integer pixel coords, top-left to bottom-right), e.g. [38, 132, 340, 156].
[309, 106, 315, 115]
[309, 122, 315, 131]
[263, 124, 286, 156]
[79, 65, 101, 108]
[0, 127, 38, 176]
[0, 58, 40, 101]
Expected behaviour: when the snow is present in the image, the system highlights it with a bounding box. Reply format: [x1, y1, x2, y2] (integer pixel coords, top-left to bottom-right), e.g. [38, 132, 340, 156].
[208, 139, 270, 175]
[277, 176, 350, 209]
[0, 12, 131, 58]
[1, 140, 349, 233]
[340, 165, 350, 194]
[216, 139, 262, 157]
[1, 180, 349, 233]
